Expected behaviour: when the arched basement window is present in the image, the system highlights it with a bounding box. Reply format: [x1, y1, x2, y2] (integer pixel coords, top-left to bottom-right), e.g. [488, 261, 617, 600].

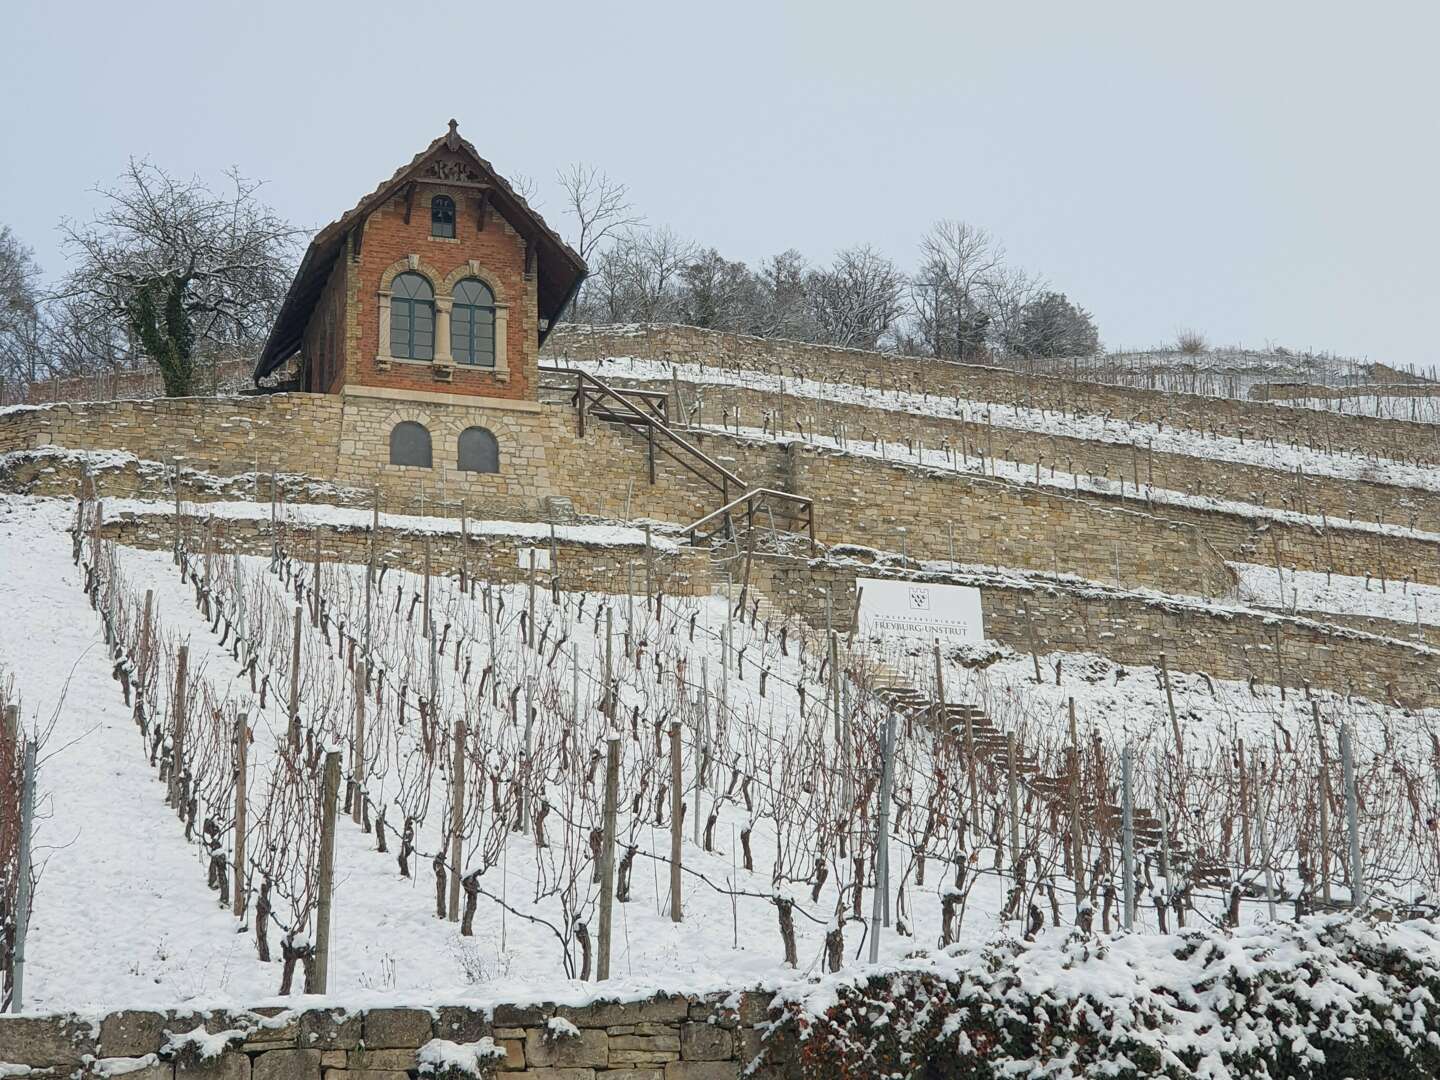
[451, 278, 496, 367]
[457, 426, 499, 473]
[431, 194, 456, 238]
[390, 272, 435, 360]
[389, 421, 433, 467]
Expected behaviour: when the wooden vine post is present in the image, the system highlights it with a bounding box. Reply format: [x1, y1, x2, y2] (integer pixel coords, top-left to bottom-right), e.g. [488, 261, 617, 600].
[597, 734, 621, 979]
[288, 604, 302, 750]
[233, 712, 248, 918]
[449, 717, 465, 922]
[312, 750, 340, 994]
[170, 645, 188, 806]
[352, 663, 367, 826]
[669, 720, 683, 923]
[1068, 697, 1085, 912]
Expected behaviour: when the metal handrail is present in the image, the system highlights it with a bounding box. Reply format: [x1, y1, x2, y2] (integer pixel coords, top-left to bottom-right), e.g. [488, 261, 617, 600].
[542, 363, 815, 552]
[539, 364, 746, 492]
[683, 487, 816, 552]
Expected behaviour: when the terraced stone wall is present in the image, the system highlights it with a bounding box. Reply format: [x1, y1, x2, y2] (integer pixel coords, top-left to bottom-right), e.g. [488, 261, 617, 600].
[544, 323, 1440, 465]
[0, 994, 794, 1080]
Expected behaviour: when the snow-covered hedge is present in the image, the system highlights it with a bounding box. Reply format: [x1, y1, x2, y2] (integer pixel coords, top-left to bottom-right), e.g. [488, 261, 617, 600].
[764, 916, 1440, 1079]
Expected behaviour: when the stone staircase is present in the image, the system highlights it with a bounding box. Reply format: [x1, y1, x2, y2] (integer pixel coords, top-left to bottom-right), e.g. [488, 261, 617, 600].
[719, 576, 1231, 893]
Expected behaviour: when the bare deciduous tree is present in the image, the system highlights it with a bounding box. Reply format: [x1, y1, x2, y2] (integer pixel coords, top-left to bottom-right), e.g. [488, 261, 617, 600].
[59, 159, 302, 396]
[0, 226, 43, 385]
[913, 220, 1002, 360]
[583, 227, 695, 324]
[557, 164, 643, 266]
[805, 246, 906, 350]
[752, 250, 815, 341]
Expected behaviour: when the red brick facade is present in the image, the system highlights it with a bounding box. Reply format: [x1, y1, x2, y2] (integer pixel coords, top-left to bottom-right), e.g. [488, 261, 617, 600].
[260, 124, 582, 408]
[302, 158, 539, 402]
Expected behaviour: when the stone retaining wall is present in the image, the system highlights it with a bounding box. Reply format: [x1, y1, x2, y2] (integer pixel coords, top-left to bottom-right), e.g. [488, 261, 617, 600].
[750, 555, 1440, 709]
[0, 395, 723, 529]
[0, 994, 792, 1079]
[98, 513, 715, 598]
[544, 323, 1440, 465]
[691, 433, 1440, 590]
[600, 372, 1439, 531]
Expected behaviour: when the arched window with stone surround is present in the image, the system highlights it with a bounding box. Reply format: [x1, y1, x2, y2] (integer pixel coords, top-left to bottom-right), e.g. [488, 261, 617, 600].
[451, 278, 496, 367]
[457, 426, 499, 473]
[431, 194, 456, 238]
[389, 421, 433, 467]
[390, 272, 435, 360]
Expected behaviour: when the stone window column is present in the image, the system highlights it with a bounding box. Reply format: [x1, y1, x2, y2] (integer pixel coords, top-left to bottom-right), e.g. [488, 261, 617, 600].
[375, 289, 394, 371]
[493, 303, 509, 381]
[434, 296, 454, 365]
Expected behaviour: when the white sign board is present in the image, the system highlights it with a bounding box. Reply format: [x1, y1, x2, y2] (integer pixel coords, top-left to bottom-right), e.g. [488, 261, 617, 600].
[518, 547, 553, 571]
[856, 577, 985, 645]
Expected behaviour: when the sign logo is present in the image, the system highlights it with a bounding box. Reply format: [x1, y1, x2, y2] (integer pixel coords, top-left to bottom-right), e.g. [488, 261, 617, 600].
[909, 588, 931, 610]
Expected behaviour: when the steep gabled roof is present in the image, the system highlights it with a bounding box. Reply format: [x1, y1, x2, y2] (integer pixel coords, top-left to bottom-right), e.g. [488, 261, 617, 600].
[253, 121, 586, 381]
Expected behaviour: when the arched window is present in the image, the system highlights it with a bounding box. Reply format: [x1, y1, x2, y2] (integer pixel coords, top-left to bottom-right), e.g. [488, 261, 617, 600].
[431, 194, 456, 238]
[451, 278, 496, 367]
[390, 272, 434, 360]
[457, 426, 499, 473]
[389, 421, 432, 467]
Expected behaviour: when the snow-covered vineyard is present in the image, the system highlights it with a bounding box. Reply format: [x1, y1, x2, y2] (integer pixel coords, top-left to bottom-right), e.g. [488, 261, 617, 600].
[5, 326, 1440, 1079]
[3, 489, 1439, 1002]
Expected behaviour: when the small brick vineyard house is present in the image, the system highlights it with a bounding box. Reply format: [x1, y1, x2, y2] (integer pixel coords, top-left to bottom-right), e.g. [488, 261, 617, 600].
[249, 122, 591, 502]
[256, 121, 584, 404]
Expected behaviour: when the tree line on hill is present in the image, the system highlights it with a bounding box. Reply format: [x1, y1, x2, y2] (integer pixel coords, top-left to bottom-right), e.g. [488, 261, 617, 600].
[0, 160, 1098, 398]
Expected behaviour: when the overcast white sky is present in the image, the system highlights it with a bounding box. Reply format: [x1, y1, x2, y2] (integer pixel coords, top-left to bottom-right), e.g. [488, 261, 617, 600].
[3, 1, 1437, 367]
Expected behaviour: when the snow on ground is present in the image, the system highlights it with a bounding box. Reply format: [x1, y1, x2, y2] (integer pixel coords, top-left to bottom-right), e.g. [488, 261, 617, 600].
[3, 494, 1438, 1014]
[101, 497, 681, 550]
[1235, 561, 1440, 627]
[570, 356, 1440, 488]
[702, 421, 1440, 547]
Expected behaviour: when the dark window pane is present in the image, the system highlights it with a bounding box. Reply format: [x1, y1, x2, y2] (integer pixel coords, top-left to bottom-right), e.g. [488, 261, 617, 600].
[454, 278, 494, 306]
[393, 272, 433, 301]
[457, 426, 499, 473]
[432, 196, 456, 238]
[389, 421, 432, 467]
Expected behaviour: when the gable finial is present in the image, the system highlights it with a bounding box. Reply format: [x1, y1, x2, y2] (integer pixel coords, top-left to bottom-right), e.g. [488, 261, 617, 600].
[446, 118, 460, 149]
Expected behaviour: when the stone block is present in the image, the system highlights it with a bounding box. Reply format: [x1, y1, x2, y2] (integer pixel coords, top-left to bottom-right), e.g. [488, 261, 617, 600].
[609, 1035, 679, 1053]
[608, 1050, 679, 1066]
[554, 997, 688, 1029]
[734, 994, 775, 1026]
[491, 1005, 550, 1028]
[174, 1052, 249, 1080]
[680, 1025, 732, 1062]
[663, 1062, 739, 1080]
[99, 1011, 168, 1058]
[298, 1012, 362, 1050]
[337, 1072, 408, 1080]
[343, 1050, 414, 1072]
[0, 1016, 98, 1066]
[251, 1048, 321, 1080]
[361, 1009, 432, 1049]
[496, 1038, 525, 1071]
[508, 1071, 593, 1080]
[89, 1060, 173, 1080]
[522, 1027, 607, 1069]
[242, 1010, 301, 1049]
[602, 1072, 663, 1080]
